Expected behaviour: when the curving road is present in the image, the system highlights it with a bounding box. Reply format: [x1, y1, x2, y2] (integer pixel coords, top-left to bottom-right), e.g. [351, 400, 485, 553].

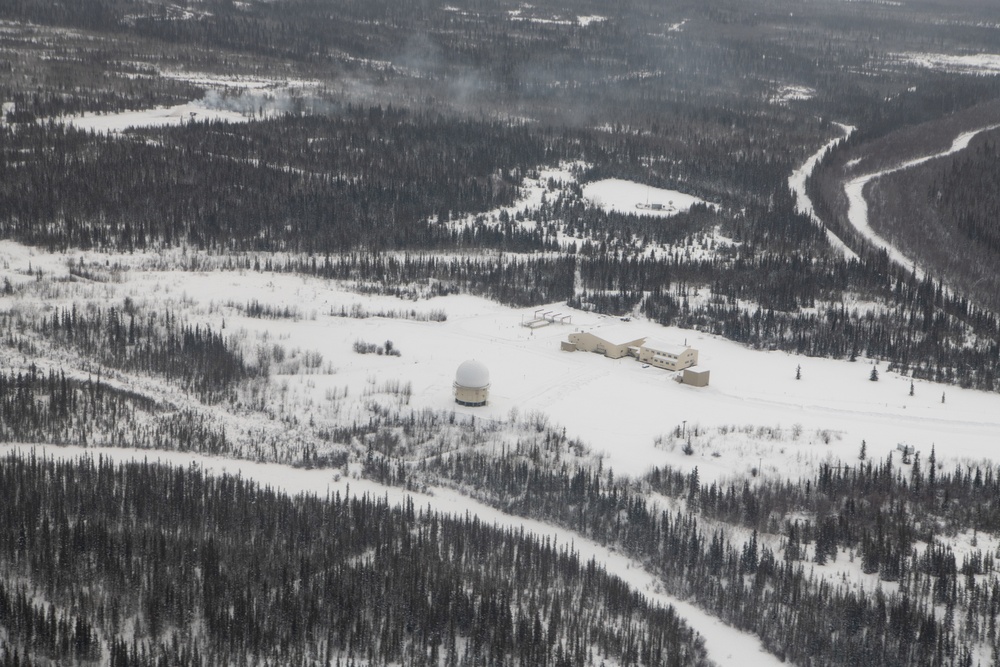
[843, 124, 1000, 280]
[788, 123, 857, 259]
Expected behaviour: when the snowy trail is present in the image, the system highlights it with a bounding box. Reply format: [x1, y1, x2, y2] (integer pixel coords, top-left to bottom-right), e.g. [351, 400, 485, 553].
[788, 123, 857, 258]
[843, 124, 1000, 280]
[0, 443, 787, 667]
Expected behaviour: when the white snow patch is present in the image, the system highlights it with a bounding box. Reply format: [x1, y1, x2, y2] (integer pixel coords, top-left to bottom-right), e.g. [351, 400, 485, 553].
[897, 52, 1000, 75]
[582, 179, 715, 217]
[507, 8, 573, 25]
[55, 75, 323, 134]
[60, 103, 250, 133]
[158, 71, 321, 90]
[770, 84, 815, 104]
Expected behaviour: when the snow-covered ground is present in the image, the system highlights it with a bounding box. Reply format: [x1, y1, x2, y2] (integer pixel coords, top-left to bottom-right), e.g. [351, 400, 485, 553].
[769, 84, 815, 105]
[4, 233, 1000, 664]
[441, 162, 730, 261]
[1, 239, 998, 486]
[57, 74, 324, 134]
[897, 52, 1000, 76]
[577, 15, 606, 27]
[60, 102, 252, 133]
[0, 442, 784, 667]
[582, 178, 714, 218]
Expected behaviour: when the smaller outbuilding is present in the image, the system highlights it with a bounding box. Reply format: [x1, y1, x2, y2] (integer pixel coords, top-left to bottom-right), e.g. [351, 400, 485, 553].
[681, 368, 710, 387]
[454, 359, 491, 406]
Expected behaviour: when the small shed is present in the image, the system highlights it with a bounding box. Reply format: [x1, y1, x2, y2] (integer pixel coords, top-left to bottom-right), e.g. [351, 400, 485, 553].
[681, 368, 710, 387]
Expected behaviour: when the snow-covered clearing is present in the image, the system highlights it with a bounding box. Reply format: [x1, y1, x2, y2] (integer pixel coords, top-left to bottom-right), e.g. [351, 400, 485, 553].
[2, 238, 999, 487]
[577, 15, 606, 27]
[58, 75, 323, 134]
[897, 52, 1000, 75]
[60, 102, 251, 133]
[443, 163, 731, 260]
[582, 178, 715, 217]
[843, 123, 1000, 281]
[788, 123, 857, 258]
[158, 71, 321, 90]
[507, 8, 574, 26]
[0, 443, 784, 667]
[769, 84, 815, 104]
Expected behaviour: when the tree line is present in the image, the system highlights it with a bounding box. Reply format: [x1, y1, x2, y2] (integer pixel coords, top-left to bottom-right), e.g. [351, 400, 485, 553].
[376, 438, 995, 667]
[0, 452, 711, 667]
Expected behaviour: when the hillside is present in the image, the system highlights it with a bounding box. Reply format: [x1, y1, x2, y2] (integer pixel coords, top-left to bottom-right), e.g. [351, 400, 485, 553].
[2, 0, 1000, 664]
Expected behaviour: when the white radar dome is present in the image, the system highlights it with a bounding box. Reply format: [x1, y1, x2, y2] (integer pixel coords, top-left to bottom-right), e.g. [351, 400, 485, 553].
[455, 359, 490, 389]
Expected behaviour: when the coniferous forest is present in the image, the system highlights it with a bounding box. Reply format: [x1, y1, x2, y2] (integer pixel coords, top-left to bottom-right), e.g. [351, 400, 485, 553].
[2, 0, 1000, 664]
[0, 453, 710, 666]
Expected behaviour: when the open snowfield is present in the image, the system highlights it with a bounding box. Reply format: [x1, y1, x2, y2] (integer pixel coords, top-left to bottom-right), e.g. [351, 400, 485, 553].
[897, 52, 1000, 75]
[57, 76, 324, 134]
[2, 239, 999, 486]
[583, 179, 714, 218]
[61, 102, 252, 133]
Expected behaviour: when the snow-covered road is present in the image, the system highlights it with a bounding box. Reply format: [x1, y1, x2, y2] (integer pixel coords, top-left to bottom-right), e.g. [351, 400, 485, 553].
[0, 443, 787, 667]
[843, 124, 1000, 280]
[788, 123, 857, 259]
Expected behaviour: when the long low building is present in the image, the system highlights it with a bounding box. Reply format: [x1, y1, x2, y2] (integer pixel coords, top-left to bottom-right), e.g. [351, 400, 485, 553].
[567, 327, 647, 359]
[565, 328, 698, 369]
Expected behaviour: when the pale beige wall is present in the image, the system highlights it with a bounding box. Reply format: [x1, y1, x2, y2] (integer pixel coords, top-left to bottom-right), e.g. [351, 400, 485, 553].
[454, 385, 489, 406]
[682, 369, 710, 387]
[568, 332, 644, 359]
[639, 346, 698, 371]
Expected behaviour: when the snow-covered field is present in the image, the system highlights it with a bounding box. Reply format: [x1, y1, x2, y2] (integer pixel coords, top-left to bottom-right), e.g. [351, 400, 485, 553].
[3, 234, 1000, 664]
[58, 75, 324, 134]
[61, 102, 252, 133]
[582, 178, 714, 218]
[2, 239, 998, 486]
[897, 52, 1000, 76]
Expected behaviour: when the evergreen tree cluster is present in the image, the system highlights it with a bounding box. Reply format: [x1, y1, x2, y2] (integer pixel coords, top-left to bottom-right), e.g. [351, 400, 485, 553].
[396, 444, 995, 667]
[15, 301, 248, 402]
[0, 453, 710, 667]
[938, 139, 1000, 256]
[0, 364, 230, 454]
[213, 252, 578, 308]
[0, 112, 554, 253]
